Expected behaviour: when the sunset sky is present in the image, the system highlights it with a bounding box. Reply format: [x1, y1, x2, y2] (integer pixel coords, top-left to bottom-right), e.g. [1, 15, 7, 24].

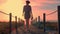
[0, 0, 60, 22]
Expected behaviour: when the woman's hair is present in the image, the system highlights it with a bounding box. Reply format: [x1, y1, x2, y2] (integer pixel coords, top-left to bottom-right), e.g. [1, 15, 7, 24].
[26, 1, 30, 3]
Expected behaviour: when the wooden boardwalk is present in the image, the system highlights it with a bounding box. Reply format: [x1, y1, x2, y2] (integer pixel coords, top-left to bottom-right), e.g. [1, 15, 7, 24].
[11, 25, 58, 34]
[11, 25, 44, 34]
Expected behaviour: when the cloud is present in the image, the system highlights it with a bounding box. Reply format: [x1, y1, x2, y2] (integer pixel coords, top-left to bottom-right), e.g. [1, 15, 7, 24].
[39, 4, 59, 10]
[30, 0, 60, 10]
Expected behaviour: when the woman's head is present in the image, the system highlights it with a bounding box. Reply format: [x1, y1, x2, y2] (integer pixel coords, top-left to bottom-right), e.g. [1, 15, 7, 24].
[26, 1, 30, 5]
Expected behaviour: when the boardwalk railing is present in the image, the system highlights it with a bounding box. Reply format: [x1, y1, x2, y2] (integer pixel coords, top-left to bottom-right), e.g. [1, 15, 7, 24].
[0, 11, 23, 34]
[31, 10, 57, 33]
[0, 6, 59, 34]
[43, 10, 57, 33]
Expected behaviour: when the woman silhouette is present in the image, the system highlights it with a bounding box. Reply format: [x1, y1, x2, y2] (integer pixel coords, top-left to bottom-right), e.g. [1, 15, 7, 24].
[23, 1, 33, 29]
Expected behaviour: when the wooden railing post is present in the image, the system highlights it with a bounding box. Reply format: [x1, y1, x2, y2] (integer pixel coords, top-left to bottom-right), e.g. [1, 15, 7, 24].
[38, 16, 40, 22]
[38, 16, 40, 28]
[58, 6, 60, 34]
[18, 18, 20, 23]
[9, 13, 12, 34]
[15, 16, 18, 34]
[43, 13, 46, 33]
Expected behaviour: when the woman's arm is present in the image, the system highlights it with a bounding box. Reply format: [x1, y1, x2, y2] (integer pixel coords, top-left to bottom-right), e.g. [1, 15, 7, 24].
[30, 6, 33, 20]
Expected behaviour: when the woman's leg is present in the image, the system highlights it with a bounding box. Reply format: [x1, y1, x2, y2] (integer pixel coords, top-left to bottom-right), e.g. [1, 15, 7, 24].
[26, 19, 29, 29]
[24, 19, 29, 31]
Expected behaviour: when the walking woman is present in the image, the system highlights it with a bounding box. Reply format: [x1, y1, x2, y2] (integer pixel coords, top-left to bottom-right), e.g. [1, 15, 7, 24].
[23, 1, 33, 30]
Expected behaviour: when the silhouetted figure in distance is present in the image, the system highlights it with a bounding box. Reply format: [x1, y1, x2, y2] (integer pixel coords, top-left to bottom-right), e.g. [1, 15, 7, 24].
[23, 1, 33, 30]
